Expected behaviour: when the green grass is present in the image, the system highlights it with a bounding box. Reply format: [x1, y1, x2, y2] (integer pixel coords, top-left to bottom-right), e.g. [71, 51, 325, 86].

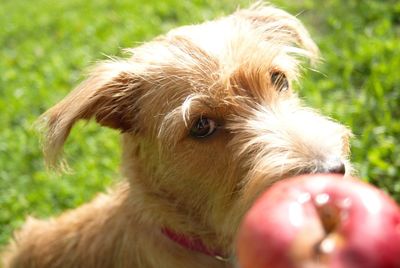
[1, 0, 399, 246]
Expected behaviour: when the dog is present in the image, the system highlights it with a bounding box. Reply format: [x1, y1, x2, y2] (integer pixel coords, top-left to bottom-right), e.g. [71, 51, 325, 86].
[2, 3, 352, 268]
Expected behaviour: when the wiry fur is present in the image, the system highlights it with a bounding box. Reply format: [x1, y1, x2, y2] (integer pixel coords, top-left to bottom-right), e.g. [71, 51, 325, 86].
[2, 3, 352, 268]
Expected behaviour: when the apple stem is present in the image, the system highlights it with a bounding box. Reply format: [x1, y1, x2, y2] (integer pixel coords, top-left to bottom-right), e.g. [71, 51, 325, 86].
[313, 200, 343, 258]
[315, 198, 341, 234]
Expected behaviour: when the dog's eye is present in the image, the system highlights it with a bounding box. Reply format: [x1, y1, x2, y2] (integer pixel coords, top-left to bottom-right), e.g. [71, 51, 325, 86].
[271, 71, 289, 92]
[190, 117, 217, 138]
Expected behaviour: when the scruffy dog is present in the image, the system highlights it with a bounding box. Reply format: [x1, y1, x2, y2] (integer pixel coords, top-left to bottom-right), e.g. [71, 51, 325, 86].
[3, 3, 351, 268]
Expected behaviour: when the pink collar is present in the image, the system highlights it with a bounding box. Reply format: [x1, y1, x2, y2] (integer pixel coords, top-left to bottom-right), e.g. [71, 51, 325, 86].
[161, 228, 229, 261]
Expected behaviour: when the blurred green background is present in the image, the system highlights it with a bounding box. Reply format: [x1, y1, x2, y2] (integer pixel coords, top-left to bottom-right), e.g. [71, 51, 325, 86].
[1, 0, 399, 246]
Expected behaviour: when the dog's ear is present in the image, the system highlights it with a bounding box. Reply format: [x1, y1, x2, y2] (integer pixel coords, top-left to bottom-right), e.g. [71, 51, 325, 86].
[235, 3, 319, 61]
[41, 60, 142, 166]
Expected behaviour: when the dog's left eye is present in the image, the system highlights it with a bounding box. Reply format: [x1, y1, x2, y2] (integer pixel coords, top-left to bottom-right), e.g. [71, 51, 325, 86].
[190, 117, 217, 138]
[271, 71, 289, 92]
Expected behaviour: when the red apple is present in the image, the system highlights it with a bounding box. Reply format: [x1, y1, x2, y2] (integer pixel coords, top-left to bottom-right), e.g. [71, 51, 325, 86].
[236, 174, 400, 268]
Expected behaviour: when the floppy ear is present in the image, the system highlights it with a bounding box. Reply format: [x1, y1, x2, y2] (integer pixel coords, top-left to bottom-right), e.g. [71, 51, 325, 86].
[41, 60, 143, 166]
[235, 3, 319, 61]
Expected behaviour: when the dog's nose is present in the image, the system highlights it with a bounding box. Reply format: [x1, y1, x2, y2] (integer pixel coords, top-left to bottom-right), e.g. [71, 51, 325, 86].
[318, 158, 346, 175]
[326, 162, 346, 175]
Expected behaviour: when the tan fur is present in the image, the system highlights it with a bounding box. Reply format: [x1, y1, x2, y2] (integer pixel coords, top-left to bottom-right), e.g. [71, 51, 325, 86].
[2, 3, 352, 268]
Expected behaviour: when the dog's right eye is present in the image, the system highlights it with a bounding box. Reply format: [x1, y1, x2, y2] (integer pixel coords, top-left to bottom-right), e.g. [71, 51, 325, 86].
[271, 71, 289, 92]
[190, 117, 217, 138]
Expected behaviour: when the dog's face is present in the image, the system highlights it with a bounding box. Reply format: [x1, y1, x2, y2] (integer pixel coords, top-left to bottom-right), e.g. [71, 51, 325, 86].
[43, 5, 351, 252]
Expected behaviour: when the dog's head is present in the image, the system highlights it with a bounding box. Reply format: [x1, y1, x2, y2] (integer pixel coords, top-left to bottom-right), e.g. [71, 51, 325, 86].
[42, 3, 351, 254]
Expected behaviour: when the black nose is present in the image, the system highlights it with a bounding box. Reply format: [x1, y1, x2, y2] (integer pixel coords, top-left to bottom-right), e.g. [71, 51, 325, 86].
[326, 162, 346, 175]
